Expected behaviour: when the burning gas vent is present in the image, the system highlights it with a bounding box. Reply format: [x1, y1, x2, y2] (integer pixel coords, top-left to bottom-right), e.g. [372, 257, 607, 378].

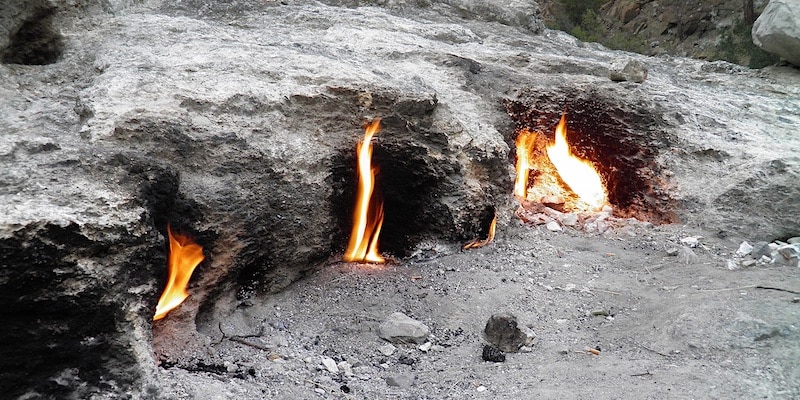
[506, 86, 677, 225]
[330, 115, 492, 260]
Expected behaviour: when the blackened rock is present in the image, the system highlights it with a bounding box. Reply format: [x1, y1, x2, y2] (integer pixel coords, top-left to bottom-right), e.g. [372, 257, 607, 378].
[482, 345, 506, 362]
[483, 313, 535, 352]
[398, 355, 416, 366]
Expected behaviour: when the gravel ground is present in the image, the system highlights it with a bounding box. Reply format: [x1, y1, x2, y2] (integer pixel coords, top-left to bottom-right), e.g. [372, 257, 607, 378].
[156, 220, 800, 399]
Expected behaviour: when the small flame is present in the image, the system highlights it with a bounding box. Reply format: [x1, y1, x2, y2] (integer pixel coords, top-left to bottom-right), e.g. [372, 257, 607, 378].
[546, 114, 607, 210]
[463, 214, 497, 249]
[514, 131, 537, 199]
[344, 118, 385, 263]
[153, 225, 205, 321]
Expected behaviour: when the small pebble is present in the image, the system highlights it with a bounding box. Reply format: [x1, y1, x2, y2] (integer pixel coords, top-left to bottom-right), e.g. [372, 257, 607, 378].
[378, 343, 396, 356]
[321, 357, 339, 373]
[477, 385, 487, 392]
[546, 221, 562, 232]
[680, 236, 701, 248]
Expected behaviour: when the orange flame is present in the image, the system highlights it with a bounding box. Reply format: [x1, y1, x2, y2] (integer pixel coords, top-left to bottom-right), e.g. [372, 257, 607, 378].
[463, 214, 497, 249]
[344, 118, 385, 263]
[546, 114, 607, 210]
[514, 130, 536, 199]
[153, 225, 205, 321]
[514, 131, 537, 199]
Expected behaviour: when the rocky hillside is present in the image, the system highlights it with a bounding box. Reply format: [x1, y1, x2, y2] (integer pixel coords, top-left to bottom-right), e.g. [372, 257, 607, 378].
[541, 0, 781, 68]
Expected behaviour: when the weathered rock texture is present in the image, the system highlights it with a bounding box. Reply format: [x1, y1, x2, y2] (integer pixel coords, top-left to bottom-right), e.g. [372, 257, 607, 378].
[1, 0, 799, 398]
[753, 0, 800, 66]
[542, 0, 774, 64]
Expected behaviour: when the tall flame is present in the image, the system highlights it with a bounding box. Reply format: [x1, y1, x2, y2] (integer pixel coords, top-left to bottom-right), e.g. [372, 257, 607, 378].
[514, 131, 537, 199]
[344, 118, 385, 263]
[154, 225, 205, 321]
[546, 114, 607, 210]
[463, 214, 497, 249]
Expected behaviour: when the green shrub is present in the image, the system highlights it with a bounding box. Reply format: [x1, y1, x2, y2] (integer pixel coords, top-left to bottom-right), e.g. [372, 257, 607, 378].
[713, 19, 780, 68]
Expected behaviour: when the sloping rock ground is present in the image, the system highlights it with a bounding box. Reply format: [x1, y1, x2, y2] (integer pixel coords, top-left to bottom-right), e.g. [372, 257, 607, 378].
[0, 0, 798, 398]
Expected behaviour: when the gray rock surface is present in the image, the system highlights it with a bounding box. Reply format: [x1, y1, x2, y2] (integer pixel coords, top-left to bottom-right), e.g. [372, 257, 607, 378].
[608, 59, 648, 83]
[385, 374, 415, 388]
[753, 0, 800, 66]
[378, 312, 430, 344]
[1, 0, 799, 397]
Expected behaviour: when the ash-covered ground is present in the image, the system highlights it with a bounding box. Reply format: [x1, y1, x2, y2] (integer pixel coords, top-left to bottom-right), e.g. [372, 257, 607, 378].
[157, 220, 800, 399]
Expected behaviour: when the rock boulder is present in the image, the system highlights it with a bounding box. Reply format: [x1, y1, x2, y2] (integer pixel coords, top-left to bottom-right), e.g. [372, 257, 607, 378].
[753, 0, 800, 66]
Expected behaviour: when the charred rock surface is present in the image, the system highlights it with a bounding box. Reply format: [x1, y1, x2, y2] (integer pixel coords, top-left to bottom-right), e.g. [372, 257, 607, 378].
[506, 84, 679, 224]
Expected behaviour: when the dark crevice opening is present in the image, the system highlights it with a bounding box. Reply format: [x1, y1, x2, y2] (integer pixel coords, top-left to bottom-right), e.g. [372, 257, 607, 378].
[331, 141, 454, 259]
[2, 7, 64, 65]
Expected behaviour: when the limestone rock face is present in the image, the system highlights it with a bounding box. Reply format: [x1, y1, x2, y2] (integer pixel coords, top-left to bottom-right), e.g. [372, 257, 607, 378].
[753, 0, 800, 66]
[1, 0, 799, 398]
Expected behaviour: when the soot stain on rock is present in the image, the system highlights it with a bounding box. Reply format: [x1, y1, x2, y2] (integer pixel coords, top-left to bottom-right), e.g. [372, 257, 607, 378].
[505, 85, 678, 224]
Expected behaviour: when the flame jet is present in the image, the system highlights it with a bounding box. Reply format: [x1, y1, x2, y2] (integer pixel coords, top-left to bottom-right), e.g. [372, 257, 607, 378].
[344, 118, 385, 263]
[546, 114, 607, 210]
[154, 225, 204, 321]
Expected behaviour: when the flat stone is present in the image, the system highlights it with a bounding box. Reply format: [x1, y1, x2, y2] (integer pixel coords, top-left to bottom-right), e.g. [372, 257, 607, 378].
[666, 247, 680, 256]
[788, 237, 800, 244]
[560, 213, 579, 227]
[736, 241, 753, 257]
[546, 221, 562, 232]
[378, 312, 430, 344]
[483, 313, 535, 353]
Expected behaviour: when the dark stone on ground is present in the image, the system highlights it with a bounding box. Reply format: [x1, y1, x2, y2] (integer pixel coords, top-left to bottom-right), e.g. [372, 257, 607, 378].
[483, 313, 535, 353]
[482, 345, 506, 362]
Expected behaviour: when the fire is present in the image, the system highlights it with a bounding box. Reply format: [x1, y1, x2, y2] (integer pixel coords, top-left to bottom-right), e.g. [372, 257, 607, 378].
[153, 225, 205, 321]
[514, 131, 537, 199]
[463, 214, 497, 249]
[344, 118, 385, 263]
[546, 114, 607, 210]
